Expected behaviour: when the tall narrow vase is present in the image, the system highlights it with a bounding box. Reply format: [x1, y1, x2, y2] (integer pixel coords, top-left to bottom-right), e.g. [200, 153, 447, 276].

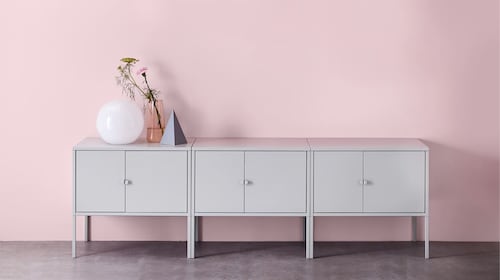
[145, 99, 165, 143]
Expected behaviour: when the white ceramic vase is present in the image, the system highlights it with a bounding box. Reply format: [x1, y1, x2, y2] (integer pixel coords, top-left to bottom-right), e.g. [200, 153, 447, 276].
[96, 100, 144, 144]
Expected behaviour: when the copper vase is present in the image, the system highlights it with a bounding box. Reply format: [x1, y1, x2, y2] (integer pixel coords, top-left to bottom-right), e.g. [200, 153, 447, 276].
[145, 100, 165, 143]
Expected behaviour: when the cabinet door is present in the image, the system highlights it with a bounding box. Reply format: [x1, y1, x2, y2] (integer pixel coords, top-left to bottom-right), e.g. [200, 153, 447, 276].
[363, 152, 425, 213]
[195, 151, 244, 213]
[125, 151, 188, 213]
[314, 152, 363, 212]
[245, 152, 306, 213]
[76, 151, 125, 212]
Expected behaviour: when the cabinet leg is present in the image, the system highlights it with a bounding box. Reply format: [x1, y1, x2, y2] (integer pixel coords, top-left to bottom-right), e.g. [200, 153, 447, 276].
[187, 215, 195, 259]
[72, 215, 76, 258]
[303, 217, 306, 242]
[84, 216, 90, 242]
[306, 216, 313, 259]
[425, 215, 429, 259]
[303, 217, 308, 258]
[195, 217, 199, 242]
[411, 216, 417, 242]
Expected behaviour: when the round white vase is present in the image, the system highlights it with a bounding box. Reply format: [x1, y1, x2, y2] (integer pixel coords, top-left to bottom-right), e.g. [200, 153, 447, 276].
[96, 100, 144, 145]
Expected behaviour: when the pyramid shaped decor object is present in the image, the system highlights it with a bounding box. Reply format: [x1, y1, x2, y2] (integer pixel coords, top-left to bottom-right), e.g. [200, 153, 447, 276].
[160, 110, 187, 146]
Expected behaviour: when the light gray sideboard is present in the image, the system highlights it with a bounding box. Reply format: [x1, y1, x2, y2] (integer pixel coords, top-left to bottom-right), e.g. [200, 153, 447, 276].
[72, 138, 194, 258]
[73, 137, 429, 259]
[191, 138, 312, 258]
[308, 138, 429, 259]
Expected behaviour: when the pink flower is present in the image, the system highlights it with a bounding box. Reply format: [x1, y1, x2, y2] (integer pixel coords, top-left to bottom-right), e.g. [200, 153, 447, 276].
[136, 67, 148, 76]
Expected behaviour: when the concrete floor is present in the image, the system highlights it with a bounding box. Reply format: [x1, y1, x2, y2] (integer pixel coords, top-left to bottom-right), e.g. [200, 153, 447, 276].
[0, 241, 497, 280]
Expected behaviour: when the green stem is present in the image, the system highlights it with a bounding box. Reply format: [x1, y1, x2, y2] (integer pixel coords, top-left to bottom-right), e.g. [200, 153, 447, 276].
[142, 73, 155, 102]
[126, 66, 147, 98]
[152, 98, 163, 130]
[142, 74, 163, 130]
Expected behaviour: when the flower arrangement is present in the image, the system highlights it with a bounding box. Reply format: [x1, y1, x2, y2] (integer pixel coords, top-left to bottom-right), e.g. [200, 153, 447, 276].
[116, 58, 159, 103]
[116, 57, 165, 142]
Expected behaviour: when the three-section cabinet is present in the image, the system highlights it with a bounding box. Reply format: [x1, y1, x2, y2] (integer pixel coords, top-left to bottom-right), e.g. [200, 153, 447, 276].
[73, 137, 429, 259]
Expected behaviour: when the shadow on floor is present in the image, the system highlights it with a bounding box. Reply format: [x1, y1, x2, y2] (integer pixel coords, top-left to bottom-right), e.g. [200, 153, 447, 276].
[194, 242, 305, 258]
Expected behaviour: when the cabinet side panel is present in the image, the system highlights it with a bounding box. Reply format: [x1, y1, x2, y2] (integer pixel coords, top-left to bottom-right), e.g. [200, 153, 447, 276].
[195, 151, 244, 213]
[364, 152, 425, 213]
[245, 151, 307, 213]
[314, 152, 363, 212]
[126, 151, 188, 213]
[76, 151, 125, 212]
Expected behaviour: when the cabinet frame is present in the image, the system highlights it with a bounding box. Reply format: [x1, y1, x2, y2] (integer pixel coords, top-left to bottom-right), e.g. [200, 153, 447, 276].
[191, 138, 312, 258]
[308, 139, 429, 260]
[72, 138, 194, 258]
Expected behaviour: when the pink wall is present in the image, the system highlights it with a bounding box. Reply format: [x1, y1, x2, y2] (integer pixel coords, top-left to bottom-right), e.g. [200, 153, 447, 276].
[1, 0, 498, 241]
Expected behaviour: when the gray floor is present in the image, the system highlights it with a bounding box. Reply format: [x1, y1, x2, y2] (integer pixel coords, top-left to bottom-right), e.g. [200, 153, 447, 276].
[0, 241, 498, 280]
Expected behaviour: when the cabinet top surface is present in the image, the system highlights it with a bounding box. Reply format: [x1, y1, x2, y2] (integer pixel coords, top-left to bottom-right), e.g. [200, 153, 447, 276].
[307, 138, 429, 151]
[192, 138, 310, 151]
[74, 137, 194, 151]
[74, 137, 429, 151]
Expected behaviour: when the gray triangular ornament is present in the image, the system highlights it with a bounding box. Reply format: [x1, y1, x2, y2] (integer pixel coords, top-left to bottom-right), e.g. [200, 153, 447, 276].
[161, 110, 187, 145]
